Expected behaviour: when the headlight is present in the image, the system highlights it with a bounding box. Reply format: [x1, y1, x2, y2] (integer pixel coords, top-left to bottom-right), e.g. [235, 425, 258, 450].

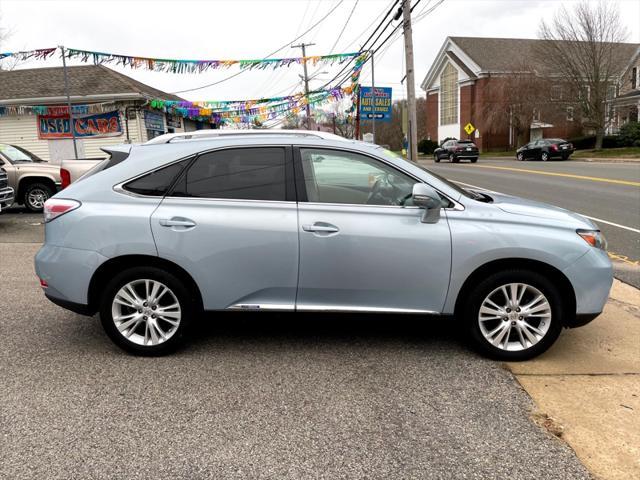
[577, 229, 607, 250]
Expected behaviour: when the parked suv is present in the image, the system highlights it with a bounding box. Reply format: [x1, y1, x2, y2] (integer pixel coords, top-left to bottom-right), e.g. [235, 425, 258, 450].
[434, 139, 479, 163]
[0, 144, 61, 212]
[517, 138, 574, 161]
[35, 130, 612, 360]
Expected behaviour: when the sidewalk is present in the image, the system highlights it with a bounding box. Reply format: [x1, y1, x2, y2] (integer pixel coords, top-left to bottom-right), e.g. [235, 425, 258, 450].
[507, 279, 640, 480]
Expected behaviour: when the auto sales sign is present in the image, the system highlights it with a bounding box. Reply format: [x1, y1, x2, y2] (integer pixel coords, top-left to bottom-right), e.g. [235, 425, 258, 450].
[38, 110, 123, 139]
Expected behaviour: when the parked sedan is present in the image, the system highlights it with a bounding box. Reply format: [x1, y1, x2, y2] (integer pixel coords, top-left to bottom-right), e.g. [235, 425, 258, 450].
[434, 139, 479, 163]
[35, 130, 612, 361]
[517, 139, 574, 161]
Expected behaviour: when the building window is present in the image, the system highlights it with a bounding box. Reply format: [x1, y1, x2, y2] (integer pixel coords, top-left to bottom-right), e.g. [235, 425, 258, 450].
[532, 108, 540, 122]
[439, 63, 458, 125]
[550, 85, 562, 101]
[566, 107, 574, 122]
[607, 84, 617, 100]
[632, 67, 637, 90]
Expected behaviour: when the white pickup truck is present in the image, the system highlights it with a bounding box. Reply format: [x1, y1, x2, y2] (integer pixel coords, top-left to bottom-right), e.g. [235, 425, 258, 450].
[60, 145, 132, 189]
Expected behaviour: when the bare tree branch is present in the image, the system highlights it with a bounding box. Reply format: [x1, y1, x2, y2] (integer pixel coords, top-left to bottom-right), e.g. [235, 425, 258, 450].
[536, 0, 629, 149]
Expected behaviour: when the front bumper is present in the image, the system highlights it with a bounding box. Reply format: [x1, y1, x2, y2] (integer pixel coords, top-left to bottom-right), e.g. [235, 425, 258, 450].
[0, 186, 14, 210]
[35, 244, 108, 314]
[562, 247, 613, 324]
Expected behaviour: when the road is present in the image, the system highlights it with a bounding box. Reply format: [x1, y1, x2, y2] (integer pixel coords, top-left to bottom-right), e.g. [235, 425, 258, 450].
[0, 214, 591, 479]
[426, 158, 640, 288]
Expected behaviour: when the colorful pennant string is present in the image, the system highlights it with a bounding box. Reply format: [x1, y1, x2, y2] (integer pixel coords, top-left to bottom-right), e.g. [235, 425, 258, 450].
[0, 47, 57, 61]
[0, 101, 119, 117]
[64, 48, 362, 73]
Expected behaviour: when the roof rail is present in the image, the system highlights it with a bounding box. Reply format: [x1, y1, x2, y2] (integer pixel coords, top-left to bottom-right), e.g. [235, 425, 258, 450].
[144, 129, 349, 145]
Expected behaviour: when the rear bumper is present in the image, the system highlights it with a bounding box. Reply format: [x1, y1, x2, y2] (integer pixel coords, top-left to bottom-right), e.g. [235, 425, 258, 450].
[35, 244, 107, 314]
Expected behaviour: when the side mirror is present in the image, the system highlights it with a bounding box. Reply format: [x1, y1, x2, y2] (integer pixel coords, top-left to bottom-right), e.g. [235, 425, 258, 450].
[412, 183, 442, 224]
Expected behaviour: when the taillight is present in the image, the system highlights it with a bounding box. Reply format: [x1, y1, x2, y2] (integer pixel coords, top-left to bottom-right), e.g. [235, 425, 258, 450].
[43, 198, 81, 223]
[60, 168, 71, 189]
[551, 144, 558, 151]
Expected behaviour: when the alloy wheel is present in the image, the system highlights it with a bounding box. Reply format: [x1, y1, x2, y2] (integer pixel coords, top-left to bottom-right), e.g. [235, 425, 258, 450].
[27, 188, 48, 209]
[111, 279, 181, 346]
[477, 283, 551, 352]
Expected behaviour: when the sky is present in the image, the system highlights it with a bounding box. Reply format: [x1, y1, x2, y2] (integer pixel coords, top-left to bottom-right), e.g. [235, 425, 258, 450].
[1, 0, 639, 105]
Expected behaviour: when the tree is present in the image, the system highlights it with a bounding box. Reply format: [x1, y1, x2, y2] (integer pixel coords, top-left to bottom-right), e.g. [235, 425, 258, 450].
[0, 12, 19, 71]
[537, 0, 629, 149]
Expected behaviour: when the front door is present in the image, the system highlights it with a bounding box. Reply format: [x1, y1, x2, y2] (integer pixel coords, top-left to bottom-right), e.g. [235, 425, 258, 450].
[151, 146, 299, 311]
[294, 147, 452, 313]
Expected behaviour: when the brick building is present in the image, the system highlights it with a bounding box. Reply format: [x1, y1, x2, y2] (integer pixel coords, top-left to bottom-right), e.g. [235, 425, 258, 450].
[609, 46, 640, 132]
[421, 37, 639, 151]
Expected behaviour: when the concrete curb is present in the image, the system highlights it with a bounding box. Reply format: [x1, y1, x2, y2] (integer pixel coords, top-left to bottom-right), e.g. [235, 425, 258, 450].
[506, 279, 640, 480]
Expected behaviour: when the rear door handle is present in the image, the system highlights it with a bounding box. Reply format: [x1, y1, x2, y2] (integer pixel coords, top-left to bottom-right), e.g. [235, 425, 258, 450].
[302, 223, 339, 233]
[159, 218, 197, 228]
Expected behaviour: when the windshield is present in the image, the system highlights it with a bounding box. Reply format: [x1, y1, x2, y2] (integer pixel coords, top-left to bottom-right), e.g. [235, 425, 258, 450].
[376, 147, 478, 200]
[0, 144, 43, 162]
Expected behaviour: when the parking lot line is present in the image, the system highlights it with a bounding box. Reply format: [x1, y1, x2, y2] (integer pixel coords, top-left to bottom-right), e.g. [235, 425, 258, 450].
[470, 165, 640, 187]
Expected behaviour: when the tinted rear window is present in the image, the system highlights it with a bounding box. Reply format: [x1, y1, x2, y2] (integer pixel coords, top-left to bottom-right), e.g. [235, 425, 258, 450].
[124, 159, 190, 196]
[171, 147, 286, 201]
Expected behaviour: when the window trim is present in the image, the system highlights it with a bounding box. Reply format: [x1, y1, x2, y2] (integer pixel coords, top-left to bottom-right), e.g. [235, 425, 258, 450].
[292, 145, 463, 211]
[114, 154, 197, 199]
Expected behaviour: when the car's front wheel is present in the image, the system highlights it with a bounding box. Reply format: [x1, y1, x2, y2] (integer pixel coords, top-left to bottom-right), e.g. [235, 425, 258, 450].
[99, 267, 195, 355]
[23, 183, 54, 212]
[434, 154, 440, 163]
[449, 153, 458, 163]
[463, 270, 563, 360]
[517, 152, 524, 161]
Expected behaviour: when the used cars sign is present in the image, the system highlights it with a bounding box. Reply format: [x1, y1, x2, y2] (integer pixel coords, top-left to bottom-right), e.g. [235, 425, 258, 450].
[38, 110, 123, 139]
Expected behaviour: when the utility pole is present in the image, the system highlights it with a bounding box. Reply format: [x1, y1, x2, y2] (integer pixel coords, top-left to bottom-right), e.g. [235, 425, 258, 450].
[402, 0, 418, 161]
[60, 45, 79, 159]
[291, 42, 315, 130]
[370, 50, 376, 144]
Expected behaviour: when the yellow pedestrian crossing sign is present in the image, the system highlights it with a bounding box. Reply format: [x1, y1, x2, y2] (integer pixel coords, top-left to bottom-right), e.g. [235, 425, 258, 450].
[464, 122, 476, 135]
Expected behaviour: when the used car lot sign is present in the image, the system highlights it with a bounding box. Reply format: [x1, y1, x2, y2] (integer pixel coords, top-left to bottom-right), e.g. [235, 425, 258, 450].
[38, 110, 123, 139]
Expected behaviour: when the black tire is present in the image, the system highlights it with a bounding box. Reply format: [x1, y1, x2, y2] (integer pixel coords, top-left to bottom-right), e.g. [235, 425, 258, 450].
[463, 269, 564, 361]
[99, 266, 196, 355]
[470, 157, 478, 163]
[449, 153, 459, 163]
[23, 182, 54, 213]
[434, 154, 440, 163]
[541, 151, 550, 162]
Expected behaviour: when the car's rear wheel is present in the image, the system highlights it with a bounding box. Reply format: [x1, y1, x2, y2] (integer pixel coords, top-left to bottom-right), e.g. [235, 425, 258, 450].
[23, 183, 53, 212]
[449, 153, 458, 163]
[99, 267, 195, 355]
[463, 270, 563, 360]
[541, 152, 550, 162]
[470, 157, 478, 163]
[517, 152, 524, 161]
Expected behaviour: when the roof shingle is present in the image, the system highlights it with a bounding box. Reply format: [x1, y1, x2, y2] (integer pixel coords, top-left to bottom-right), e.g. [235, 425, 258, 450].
[0, 65, 183, 102]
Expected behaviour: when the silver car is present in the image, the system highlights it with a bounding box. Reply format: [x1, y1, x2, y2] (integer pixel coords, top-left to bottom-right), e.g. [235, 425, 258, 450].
[35, 130, 612, 360]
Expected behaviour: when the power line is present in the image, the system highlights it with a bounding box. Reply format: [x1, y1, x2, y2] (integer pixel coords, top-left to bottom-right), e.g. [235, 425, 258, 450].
[330, 0, 360, 53]
[171, 0, 345, 95]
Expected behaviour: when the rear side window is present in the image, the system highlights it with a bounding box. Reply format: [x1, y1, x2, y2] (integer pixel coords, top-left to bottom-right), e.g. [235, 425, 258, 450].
[124, 159, 190, 196]
[171, 147, 286, 201]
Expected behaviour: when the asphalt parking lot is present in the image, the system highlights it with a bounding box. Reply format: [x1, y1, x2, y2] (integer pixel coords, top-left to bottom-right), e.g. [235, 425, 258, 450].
[0, 211, 592, 479]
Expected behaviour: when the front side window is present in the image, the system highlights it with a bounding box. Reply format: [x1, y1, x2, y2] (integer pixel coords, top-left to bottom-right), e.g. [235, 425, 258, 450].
[171, 147, 286, 201]
[300, 148, 415, 206]
[440, 63, 458, 125]
[124, 159, 190, 196]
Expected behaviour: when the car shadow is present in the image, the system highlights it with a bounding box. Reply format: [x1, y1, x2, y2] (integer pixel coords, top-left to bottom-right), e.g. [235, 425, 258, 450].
[185, 311, 468, 354]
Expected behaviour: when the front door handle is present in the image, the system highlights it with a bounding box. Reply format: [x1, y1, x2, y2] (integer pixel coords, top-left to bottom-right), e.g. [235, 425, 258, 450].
[302, 223, 339, 233]
[159, 218, 196, 228]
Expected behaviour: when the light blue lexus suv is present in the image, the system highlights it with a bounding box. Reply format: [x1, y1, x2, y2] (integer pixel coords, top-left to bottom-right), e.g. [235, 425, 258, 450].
[35, 130, 612, 359]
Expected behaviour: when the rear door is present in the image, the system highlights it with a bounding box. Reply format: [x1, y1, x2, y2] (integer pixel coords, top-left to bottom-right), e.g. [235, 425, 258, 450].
[293, 146, 452, 313]
[150, 145, 299, 311]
